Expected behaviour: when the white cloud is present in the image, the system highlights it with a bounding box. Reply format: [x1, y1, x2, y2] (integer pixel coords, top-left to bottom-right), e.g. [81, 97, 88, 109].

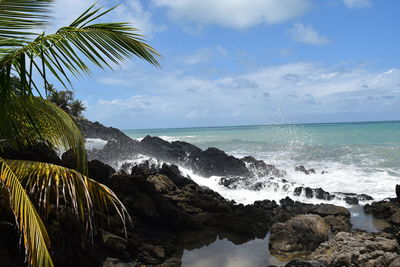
[89, 61, 400, 128]
[288, 23, 329, 45]
[178, 47, 228, 66]
[112, 0, 166, 36]
[342, 0, 371, 8]
[152, 0, 311, 29]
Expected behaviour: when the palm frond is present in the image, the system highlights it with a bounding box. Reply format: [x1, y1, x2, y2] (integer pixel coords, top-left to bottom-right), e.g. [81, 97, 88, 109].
[0, 3, 160, 90]
[0, 0, 51, 41]
[0, 94, 87, 173]
[4, 159, 130, 235]
[0, 158, 54, 267]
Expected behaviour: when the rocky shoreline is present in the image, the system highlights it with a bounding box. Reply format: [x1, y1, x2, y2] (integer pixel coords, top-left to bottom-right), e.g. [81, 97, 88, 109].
[1, 119, 399, 266]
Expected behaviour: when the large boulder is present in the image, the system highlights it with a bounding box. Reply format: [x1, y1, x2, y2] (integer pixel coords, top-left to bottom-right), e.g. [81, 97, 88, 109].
[269, 214, 331, 257]
[365, 200, 400, 219]
[311, 231, 399, 267]
[88, 160, 116, 184]
[188, 147, 250, 177]
[309, 204, 350, 218]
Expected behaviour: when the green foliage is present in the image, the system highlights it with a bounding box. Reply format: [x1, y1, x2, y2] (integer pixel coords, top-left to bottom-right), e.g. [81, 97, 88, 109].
[70, 99, 86, 117]
[0, 1, 159, 266]
[46, 84, 86, 117]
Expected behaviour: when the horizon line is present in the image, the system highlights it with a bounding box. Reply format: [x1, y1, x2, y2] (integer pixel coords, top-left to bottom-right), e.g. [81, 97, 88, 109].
[121, 119, 400, 131]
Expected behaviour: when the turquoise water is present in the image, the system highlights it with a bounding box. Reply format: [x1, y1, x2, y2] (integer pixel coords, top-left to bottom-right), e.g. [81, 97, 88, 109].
[122, 121, 400, 267]
[123, 121, 400, 202]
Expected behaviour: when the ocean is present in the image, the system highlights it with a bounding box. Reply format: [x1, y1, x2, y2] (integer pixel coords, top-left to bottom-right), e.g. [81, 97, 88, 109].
[123, 120, 400, 205]
[120, 121, 400, 266]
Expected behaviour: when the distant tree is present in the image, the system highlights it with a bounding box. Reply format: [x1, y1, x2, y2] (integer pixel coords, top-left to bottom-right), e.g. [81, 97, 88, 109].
[70, 99, 86, 118]
[46, 84, 86, 117]
[47, 85, 73, 113]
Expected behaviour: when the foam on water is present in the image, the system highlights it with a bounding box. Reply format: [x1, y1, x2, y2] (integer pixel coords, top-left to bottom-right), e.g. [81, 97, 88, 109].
[122, 121, 400, 206]
[113, 154, 359, 207]
[178, 166, 357, 207]
[85, 138, 108, 150]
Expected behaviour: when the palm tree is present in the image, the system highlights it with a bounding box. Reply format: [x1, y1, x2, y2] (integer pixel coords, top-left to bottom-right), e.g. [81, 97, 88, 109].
[69, 99, 86, 118]
[46, 85, 74, 113]
[0, 1, 160, 266]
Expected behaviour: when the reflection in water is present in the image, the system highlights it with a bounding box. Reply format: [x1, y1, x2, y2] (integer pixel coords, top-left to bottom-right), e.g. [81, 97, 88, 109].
[180, 208, 389, 267]
[180, 230, 285, 267]
[349, 205, 390, 232]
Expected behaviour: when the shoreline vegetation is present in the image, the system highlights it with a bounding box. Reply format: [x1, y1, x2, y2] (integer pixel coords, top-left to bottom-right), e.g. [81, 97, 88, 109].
[1, 1, 399, 267]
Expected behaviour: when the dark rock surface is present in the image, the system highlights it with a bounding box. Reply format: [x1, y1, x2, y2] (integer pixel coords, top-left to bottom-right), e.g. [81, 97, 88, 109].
[295, 166, 316, 175]
[293, 187, 335, 200]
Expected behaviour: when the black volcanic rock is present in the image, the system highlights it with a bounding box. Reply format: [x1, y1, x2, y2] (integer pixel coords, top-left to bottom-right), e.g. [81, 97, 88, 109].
[188, 147, 250, 177]
[293, 186, 335, 200]
[242, 156, 286, 177]
[295, 166, 317, 175]
[135, 136, 191, 163]
[77, 119, 135, 144]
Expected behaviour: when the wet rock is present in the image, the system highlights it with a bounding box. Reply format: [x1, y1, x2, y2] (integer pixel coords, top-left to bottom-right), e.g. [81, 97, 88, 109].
[344, 196, 359, 205]
[160, 163, 194, 187]
[147, 174, 178, 194]
[88, 159, 115, 184]
[285, 259, 329, 267]
[396, 184, 400, 200]
[137, 136, 190, 163]
[358, 193, 374, 201]
[390, 212, 400, 225]
[295, 166, 316, 175]
[269, 214, 330, 256]
[323, 215, 351, 233]
[188, 147, 250, 177]
[219, 177, 242, 189]
[310, 204, 350, 218]
[311, 231, 399, 267]
[340, 192, 373, 202]
[102, 231, 127, 253]
[136, 243, 166, 264]
[242, 156, 286, 177]
[293, 187, 335, 200]
[364, 200, 400, 219]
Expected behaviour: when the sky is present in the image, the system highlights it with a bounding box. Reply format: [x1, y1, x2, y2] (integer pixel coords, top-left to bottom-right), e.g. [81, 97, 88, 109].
[48, 0, 400, 129]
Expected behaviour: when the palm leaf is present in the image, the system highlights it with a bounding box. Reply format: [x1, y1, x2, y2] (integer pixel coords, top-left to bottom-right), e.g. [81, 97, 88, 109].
[0, 0, 51, 40]
[4, 159, 130, 235]
[0, 158, 54, 267]
[0, 3, 160, 90]
[0, 94, 87, 173]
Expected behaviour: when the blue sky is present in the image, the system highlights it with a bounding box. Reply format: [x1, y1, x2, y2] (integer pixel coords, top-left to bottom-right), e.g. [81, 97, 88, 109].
[49, 0, 400, 129]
